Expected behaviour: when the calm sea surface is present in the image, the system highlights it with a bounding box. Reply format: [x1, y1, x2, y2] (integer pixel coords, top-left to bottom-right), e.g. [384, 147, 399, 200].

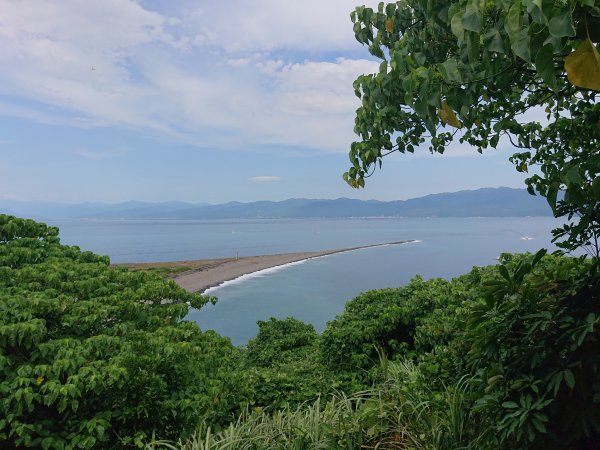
[49, 217, 563, 345]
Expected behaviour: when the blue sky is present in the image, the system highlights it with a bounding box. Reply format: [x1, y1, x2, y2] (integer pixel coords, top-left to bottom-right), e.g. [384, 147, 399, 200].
[0, 0, 530, 204]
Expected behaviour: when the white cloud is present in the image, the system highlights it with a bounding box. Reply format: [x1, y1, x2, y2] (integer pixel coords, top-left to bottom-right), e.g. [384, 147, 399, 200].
[187, 0, 379, 53]
[0, 0, 381, 153]
[249, 176, 282, 182]
[227, 58, 251, 67]
[273, 58, 376, 116]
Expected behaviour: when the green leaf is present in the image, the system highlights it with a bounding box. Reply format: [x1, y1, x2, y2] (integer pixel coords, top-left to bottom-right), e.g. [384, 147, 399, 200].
[439, 58, 461, 83]
[462, 3, 481, 32]
[531, 416, 547, 433]
[414, 97, 429, 117]
[502, 401, 519, 409]
[512, 29, 531, 63]
[548, 10, 575, 38]
[483, 28, 506, 53]
[427, 89, 441, 107]
[505, 3, 522, 43]
[543, 33, 562, 52]
[564, 369, 575, 389]
[546, 184, 559, 213]
[451, 11, 465, 41]
[535, 44, 557, 92]
[564, 164, 582, 185]
[466, 31, 481, 65]
[527, 0, 545, 24]
[532, 248, 547, 266]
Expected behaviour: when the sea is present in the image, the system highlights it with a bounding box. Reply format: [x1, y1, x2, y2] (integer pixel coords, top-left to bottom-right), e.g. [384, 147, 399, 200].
[48, 217, 563, 345]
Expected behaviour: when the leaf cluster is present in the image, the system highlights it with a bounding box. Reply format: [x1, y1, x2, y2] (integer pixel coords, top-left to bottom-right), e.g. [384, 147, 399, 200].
[346, 0, 600, 254]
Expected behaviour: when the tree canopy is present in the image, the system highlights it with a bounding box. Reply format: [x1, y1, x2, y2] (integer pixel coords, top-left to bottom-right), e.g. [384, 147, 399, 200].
[0, 215, 244, 448]
[345, 0, 600, 256]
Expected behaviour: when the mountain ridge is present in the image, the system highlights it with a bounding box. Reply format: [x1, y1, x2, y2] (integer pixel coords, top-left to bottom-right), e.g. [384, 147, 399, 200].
[0, 187, 552, 220]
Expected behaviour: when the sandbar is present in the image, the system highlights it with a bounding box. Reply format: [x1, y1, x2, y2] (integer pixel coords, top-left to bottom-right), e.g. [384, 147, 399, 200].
[174, 241, 414, 293]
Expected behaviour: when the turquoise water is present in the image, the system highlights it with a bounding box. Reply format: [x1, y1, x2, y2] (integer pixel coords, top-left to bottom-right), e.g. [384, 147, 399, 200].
[49, 217, 563, 345]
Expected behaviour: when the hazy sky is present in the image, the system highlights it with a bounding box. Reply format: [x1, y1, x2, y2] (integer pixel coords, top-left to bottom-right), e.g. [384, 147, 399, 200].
[0, 0, 530, 204]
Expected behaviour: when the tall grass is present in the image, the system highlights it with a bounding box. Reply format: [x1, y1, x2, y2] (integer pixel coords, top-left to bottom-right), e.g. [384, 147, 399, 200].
[147, 395, 365, 450]
[147, 358, 488, 450]
[368, 358, 487, 449]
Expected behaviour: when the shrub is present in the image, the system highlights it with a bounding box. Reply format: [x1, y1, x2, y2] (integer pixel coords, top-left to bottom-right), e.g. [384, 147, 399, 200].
[246, 317, 317, 368]
[320, 277, 470, 381]
[464, 252, 600, 448]
[0, 215, 244, 448]
[243, 317, 335, 410]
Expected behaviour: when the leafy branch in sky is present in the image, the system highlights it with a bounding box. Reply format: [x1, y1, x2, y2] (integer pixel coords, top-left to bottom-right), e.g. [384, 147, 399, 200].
[345, 0, 600, 256]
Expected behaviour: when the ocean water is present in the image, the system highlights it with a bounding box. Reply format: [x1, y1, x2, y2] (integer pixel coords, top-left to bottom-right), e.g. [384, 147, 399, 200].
[49, 217, 563, 345]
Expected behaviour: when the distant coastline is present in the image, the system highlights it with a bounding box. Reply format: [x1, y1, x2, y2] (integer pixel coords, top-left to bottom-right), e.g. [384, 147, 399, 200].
[173, 240, 416, 294]
[1, 187, 552, 220]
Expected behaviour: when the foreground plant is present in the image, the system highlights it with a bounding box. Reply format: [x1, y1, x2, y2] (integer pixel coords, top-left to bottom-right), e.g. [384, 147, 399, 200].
[0, 215, 244, 449]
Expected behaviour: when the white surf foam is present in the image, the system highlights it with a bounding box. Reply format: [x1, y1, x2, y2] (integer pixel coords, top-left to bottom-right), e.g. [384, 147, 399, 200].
[203, 240, 421, 295]
[203, 258, 310, 294]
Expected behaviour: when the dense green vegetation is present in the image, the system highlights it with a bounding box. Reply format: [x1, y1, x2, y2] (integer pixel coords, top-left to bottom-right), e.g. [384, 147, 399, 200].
[150, 250, 599, 449]
[2, 214, 598, 448]
[345, 0, 600, 256]
[0, 216, 244, 448]
[2, 1, 600, 448]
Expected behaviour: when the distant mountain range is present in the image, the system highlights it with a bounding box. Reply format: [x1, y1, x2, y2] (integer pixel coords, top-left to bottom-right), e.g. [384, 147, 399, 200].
[1, 188, 552, 220]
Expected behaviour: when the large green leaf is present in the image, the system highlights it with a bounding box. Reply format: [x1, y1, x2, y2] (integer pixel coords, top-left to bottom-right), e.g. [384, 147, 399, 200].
[484, 28, 506, 53]
[505, 3, 522, 43]
[462, 3, 481, 32]
[548, 10, 575, 38]
[512, 28, 532, 62]
[564, 164, 583, 185]
[527, 0, 546, 24]
[451, 11, 465, 40]
[535, 44, 558, 92]
[439, 58, 461, 83]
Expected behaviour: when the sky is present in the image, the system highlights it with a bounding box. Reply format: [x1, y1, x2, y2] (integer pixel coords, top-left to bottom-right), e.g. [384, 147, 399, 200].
[0, 0, 531, 204]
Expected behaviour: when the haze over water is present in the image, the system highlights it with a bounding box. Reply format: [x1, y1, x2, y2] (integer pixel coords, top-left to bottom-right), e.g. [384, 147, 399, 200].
[51, 216, 563, 345]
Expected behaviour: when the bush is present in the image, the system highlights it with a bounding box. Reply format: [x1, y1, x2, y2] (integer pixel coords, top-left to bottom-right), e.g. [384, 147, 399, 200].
[463, 252, 600, 448]
[246, 317, 317, 368]
[320, 277, 471, 381]
[243, 317, 336, 410]
[0, 215, 245, 448]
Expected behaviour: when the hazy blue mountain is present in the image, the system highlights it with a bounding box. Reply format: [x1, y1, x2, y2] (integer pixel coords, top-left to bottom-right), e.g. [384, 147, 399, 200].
[0, 188, 551, 220]
[0, 200, 202, 220]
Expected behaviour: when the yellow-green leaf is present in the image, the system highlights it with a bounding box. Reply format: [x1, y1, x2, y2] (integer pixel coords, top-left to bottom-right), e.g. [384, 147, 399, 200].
[438, 101, 462, 128]
[385, 18, 394, 33]
[565, 38, 600, 91]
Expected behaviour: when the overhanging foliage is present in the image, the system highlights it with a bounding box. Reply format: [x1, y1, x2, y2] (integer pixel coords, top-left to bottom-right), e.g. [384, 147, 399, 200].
[345, 0, 600, 255]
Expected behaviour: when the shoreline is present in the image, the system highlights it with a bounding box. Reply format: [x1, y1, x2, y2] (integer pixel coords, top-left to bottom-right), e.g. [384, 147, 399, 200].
[173, 240, 416, 294]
